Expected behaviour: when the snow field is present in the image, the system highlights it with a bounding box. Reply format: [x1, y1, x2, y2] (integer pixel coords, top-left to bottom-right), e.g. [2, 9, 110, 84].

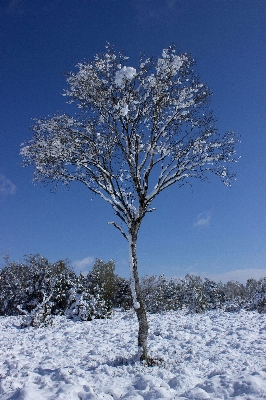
[0, 309, 266, 399]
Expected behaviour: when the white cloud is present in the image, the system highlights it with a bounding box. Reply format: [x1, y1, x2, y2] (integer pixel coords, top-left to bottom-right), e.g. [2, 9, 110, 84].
[72, 256, 94, 274]
[208, 269, 266, 284]
[194, 211, 211, 227]
[0, 174, 16, 196]
[169, 268, 266, 284]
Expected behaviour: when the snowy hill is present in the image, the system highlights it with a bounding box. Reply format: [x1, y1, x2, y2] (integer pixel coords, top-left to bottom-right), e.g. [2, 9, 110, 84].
[1, 310, 266, 399]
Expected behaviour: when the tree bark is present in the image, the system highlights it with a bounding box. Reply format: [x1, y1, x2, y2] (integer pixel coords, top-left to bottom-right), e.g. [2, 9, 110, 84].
[129, 224, 149, 362]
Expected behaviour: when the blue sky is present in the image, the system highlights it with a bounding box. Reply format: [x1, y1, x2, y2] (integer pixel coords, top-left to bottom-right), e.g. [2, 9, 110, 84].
[1, 0, 266, 283]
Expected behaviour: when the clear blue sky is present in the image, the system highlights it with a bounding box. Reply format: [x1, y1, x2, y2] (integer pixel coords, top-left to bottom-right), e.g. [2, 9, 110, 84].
[1, 0, 266, 282]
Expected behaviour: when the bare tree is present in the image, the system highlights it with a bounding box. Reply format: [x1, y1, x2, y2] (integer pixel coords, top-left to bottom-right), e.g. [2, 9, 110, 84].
[21, 44, 238, 362]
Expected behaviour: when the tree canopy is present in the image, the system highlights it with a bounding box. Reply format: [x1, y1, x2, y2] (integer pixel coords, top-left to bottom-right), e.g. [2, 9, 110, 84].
[21, 44, 238, 239]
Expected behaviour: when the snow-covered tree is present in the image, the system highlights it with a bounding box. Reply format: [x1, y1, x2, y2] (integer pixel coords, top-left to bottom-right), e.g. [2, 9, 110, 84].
[20, 45, 238, 361]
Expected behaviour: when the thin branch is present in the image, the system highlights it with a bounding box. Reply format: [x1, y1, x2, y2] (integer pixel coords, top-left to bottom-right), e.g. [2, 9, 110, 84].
[108, 221, 128, 240]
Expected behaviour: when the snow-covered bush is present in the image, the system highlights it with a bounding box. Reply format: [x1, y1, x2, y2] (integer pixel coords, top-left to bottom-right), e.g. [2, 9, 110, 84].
[65, 276, 110, 321]
[141, 274, 183, 313]
[246, 277, 266, 313]
[140, 275, 159, 312]
[245, 278, 259, 301]
[113, 276, 132, 310]
[177, 275, 225, 313]
[222, 280, 247, 311]
[0, 255, 76, 324]
[3, 253, 265, 320]
[138, 273, 266, 315]
[223, 280, 246, 301]
[182, 274, 206, 313]
[203, 278, 225, 310]
[24, 256, 76, 316]
[0, 258, 31, 316]
[82, 259, 133, 311]
[0, 255, 121, 323]
[18, 293, 54, 328]
[165, 278, 184, 311]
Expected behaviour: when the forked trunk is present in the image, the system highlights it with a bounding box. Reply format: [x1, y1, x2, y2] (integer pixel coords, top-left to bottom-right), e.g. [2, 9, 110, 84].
[128, 225, 149, 362]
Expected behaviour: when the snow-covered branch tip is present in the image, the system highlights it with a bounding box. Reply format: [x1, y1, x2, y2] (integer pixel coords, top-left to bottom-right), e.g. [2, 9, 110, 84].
[108, 221, 128, 240]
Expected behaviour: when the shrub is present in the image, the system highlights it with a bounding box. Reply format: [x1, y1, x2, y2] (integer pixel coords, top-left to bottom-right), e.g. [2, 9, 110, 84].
[0, 255, 79, 326]
[85, 259, 117, 311]
[65, 274, 111, 321]
[141, 274, 183, 313]
[113, 276, 132, 310]
[246, 277, 266, 313]
[0, 255, 121, 324]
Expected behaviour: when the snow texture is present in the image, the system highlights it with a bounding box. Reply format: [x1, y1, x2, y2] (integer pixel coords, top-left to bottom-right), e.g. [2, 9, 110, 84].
[1, 309, 266, 399]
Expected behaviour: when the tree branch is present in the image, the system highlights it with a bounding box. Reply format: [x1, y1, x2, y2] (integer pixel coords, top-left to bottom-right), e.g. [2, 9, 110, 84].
[108, 221, 128, 240]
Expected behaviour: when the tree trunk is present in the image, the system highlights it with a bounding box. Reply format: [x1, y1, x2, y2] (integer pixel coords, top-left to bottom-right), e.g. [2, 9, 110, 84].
[128, 224, 149, 362]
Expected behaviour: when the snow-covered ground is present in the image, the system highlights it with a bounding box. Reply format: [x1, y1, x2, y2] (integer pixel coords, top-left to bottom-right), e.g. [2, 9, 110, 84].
[1, 310, 266, 399]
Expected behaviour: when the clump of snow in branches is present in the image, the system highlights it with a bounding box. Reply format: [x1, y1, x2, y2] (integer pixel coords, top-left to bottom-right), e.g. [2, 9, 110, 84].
[115, 66, 136, 87]
[156, 48, 186, 75]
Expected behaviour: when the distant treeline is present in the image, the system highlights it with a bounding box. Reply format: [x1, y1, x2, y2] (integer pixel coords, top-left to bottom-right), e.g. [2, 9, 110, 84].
[0, 255, 265, 327]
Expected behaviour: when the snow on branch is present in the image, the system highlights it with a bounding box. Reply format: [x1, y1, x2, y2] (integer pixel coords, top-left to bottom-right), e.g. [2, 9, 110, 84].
[108, 221, 128, 240]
